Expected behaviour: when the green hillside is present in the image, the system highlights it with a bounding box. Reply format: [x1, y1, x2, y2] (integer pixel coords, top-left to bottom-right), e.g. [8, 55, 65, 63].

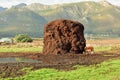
[0, 1, 120, 38]
[0, 7, 46, 37]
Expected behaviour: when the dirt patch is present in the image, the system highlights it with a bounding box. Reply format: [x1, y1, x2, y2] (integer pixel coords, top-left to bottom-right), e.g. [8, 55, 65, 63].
[0, 52, 120, 78]
[43, 19, 86, 54]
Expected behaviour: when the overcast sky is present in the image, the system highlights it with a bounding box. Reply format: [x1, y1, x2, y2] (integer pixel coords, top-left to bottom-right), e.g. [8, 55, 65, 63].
[0, 0, 120, 8]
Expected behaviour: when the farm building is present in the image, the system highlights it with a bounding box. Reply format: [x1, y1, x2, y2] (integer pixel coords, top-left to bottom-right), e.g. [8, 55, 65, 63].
[0, 38, 13, 44]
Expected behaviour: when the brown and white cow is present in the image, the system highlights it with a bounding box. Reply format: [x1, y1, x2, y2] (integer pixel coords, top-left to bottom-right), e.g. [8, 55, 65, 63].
[84, 46, 94, 54]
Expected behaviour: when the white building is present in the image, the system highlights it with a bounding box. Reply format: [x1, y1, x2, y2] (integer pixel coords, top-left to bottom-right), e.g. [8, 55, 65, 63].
[0, 38, 13, 43]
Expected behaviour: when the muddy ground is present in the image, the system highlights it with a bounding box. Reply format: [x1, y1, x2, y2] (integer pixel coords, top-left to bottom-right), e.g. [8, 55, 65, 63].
[0, 52, 120, 78]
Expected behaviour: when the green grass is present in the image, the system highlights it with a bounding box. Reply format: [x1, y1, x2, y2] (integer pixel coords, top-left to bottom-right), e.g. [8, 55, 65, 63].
[3, 59, 120, 80]
[0, 44, 120, 53]
[0, 46, 43, 53]
[94, 46, 120, 52]
[32, 38, 43, 41]
[94, 46, 112, 52]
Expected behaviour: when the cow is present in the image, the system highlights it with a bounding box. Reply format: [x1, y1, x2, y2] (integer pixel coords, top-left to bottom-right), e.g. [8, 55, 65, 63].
[84, 46, 94, 54]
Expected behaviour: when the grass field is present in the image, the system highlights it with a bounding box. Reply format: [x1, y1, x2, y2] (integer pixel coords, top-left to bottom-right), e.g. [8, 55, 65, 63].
[0, 39, 120, 53]
[94, 46, 120, 52]
[0, 46, 43, 53]
[0, 45, 120, 53]
[0, 39, 120, 80]
[3, 59, 120, 80]
[0, 40, 43, 53]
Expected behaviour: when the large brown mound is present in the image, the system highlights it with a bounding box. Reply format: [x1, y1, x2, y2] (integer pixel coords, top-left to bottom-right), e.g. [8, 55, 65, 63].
[43, 19, 86, 54]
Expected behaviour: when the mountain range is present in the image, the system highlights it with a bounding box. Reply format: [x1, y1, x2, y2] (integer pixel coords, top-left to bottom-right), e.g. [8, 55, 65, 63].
[0, 1, 120, 38]
[0, 7, 7, 12]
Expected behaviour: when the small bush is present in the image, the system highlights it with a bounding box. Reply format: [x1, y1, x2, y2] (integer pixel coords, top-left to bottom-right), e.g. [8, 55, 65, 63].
[14, 34, 33, 43]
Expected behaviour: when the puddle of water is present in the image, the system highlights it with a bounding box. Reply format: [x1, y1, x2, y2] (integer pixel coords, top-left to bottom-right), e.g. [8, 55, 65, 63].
[0, 57, 42, 63]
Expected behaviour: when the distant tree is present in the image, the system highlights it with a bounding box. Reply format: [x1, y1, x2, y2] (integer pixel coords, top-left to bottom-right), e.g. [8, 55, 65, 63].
[14, 34, 33, 43]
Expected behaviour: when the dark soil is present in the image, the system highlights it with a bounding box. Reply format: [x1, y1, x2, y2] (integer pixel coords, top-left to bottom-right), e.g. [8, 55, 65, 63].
[0, 52, 120, 78]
